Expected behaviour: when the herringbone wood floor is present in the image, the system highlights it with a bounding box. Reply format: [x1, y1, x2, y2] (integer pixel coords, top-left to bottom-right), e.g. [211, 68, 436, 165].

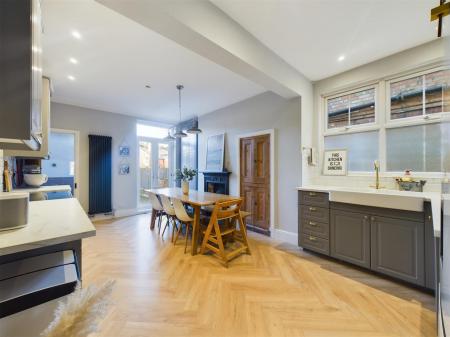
[84, 214, 436, 337]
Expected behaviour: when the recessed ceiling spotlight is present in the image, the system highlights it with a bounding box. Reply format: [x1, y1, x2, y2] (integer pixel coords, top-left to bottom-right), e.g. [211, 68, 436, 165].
[145, 85, 151, 88]
[69, 57, 78, 64]
[338, 55, 345, 62]
[71, 30, 82, 39]
[67, 75, 76, 81]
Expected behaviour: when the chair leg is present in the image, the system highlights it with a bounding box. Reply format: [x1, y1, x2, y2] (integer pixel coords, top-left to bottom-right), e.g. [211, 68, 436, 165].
[162, 215, 170, 237]
[157, 214, 162, 234]
[184, 224, 191, 254]
[237, 214, 251, 255]
[174, 222, 183, 245]
[171, 218, 179, 243]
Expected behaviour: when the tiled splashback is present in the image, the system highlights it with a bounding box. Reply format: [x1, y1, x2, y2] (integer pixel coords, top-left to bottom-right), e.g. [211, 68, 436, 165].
[310, 175, 443, 193]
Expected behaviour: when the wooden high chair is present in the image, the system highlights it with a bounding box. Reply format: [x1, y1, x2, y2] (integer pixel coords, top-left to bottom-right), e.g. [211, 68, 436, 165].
[200, 199, 251, 267]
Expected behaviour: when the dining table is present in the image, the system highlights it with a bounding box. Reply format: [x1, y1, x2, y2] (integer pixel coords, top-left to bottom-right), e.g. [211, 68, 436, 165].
[145, 187, 241, 255]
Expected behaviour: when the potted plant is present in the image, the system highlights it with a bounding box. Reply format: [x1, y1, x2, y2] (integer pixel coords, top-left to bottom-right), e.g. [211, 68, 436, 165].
[176, 167, 197, 195]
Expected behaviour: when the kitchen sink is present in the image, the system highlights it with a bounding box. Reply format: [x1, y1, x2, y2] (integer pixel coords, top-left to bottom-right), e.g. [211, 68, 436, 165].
[329, 188, 425, 212]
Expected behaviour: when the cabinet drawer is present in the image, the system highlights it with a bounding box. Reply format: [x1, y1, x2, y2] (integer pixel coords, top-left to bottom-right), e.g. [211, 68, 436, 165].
[299, 191, 329, 208]
[301, 218, 329, 239]
[300, 234, 329, 255]
[301, 205, 329, 223]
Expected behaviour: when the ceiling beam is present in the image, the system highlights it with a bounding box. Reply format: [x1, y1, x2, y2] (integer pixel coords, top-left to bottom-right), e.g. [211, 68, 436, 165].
[96, 0, 311, 99]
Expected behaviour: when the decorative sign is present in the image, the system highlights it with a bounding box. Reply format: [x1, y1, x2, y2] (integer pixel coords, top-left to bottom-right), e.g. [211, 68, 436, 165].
[205, 133, 225, 172]
[323, 149, 347, 176]
[119, 163, 130, 175]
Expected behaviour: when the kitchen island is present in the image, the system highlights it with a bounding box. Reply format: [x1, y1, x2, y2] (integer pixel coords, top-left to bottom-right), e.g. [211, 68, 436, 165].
[0, 198, 96, 274]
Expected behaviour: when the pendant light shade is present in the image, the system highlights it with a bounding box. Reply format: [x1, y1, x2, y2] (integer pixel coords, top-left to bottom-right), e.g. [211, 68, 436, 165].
[174, 84, 188, 138]
[187, 118, 202, 134]
[163, 129, 175, 141]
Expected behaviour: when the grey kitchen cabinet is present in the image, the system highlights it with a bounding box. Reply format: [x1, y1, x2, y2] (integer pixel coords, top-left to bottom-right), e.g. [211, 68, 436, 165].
[330, 209, 371, 268]
[424, 202, 436, 290]
[371, 215, 424, 286]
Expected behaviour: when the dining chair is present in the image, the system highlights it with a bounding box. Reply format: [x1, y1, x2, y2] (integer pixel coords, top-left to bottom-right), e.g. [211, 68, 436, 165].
[172, 198, 195, 253]
[200, 199, 251, 267]
[148, 192, 165, 233]
[159, 194, 178, 241]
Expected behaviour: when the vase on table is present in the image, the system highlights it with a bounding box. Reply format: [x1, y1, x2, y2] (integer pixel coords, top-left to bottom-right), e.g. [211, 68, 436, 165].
[182, 180, 189, 195]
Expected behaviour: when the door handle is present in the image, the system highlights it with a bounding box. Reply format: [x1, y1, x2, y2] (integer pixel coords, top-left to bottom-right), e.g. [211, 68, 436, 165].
[309, 221, 317, 226]
[309, 192, 316, 196]
[309, 207, 316, 212]
[309, 236, 317, 242]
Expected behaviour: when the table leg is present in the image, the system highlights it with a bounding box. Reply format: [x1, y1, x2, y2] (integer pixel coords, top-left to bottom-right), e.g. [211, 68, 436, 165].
[191, 205, 201, 256]
[150, 208, 157, 230]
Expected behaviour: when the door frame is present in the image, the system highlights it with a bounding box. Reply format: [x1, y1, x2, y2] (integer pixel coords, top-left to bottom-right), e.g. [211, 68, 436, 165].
[137, 136, 175, 210]
[236, 129, 275, 234]
[49, 128, 80, 199]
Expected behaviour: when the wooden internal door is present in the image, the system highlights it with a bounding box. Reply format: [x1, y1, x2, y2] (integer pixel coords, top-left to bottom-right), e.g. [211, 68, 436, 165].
[240, 134, 270, 234]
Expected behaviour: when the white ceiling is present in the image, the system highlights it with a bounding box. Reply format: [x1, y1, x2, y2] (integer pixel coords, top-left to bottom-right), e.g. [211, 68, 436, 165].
[212, 0, 443, 81]
[41, 0, 265, 123]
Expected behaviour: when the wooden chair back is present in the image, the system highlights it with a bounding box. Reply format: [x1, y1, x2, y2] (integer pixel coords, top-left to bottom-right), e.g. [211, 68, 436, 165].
[148, 192, 163, 211]
[172, 198, 193, 223]
[159, 194, 176, 216]
[211, 199, 242, 222]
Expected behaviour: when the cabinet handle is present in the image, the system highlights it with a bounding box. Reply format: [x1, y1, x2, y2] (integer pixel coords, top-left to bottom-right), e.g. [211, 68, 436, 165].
[309, 192, 316, 196]
[428, 215, 432, 220]
[309, 221, 317, 226]
[371, 216, 376, 221]
[309, 207, 317, 212]
[364, 216, 368, 220]
[309, 236, 317, 242]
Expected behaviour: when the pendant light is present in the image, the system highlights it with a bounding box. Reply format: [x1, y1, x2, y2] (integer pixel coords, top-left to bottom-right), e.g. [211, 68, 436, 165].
[163, 129, 175, 142]
[187, 116, 202, 134]
[173, 84, 187, 138]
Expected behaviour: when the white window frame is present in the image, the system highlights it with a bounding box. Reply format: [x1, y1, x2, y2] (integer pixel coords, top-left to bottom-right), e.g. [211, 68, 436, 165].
[324, 84, 379, 136]
[386, 66, 450, 128]
[319, 64, 449, 178]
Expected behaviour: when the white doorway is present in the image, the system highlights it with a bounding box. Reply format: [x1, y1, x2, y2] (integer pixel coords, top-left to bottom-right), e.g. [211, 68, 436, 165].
[41, 128, 80, 199]
[138, 137, 174, 208]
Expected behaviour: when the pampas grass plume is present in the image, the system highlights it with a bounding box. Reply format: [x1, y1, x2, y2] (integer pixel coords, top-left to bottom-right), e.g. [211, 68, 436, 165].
[41, 279, 115, 337]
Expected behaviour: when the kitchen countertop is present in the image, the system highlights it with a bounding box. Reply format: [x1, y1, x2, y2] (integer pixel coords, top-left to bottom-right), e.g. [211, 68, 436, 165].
[12, 185, 72, 194]
[297, 185, 442, 237]
[0, 198, 96, 256]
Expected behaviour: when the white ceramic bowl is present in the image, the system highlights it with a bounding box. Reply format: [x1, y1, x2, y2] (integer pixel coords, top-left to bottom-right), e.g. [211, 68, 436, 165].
[24, 174, 48, 187]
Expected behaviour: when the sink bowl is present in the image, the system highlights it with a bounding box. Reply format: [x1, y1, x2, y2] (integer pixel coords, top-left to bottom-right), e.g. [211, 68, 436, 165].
[329, 189, 424, 212]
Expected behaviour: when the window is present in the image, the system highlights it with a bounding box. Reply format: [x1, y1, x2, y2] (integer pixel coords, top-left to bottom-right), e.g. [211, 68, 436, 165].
[389, 69, 450, 120]
[136, 124, 168, 139]
[321, 66, 450, 174]
[181, 133, 197, 188]
[324, 131, 378, 171]
[386, 123, 449, 172]
[327, 88, 376, 129]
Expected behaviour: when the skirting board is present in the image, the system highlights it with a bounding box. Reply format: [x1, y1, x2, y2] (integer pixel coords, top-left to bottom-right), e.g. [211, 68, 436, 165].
[271, 229, 298, 245]
[114, 208, 150, 218]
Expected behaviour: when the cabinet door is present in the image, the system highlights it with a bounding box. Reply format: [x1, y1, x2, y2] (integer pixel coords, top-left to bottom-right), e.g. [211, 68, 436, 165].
[252, 135, 270, 185]
[240, 138, 254, 184]
[252, 185, 270, 230]
[370, 216, 425, 286]
[241, 184, 254, 226]
[330, 210, 370, 268]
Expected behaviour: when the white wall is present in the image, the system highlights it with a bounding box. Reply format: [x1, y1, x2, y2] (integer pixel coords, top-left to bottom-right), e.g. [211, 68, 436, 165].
[50, 103, 138, 213]
[198, 92, 301, 234]
[303, 38, 449, 190]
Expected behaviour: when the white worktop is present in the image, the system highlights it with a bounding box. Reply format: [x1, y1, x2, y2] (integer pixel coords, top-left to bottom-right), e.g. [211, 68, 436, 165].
[0, 198, 96, 256]
[12, 185, 72, 194]
[297, 185, 442, 237]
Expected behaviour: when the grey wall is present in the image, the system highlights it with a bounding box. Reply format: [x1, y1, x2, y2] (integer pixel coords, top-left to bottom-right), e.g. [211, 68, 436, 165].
[198, 92, 301, 233]
[50, 102, 138, 212]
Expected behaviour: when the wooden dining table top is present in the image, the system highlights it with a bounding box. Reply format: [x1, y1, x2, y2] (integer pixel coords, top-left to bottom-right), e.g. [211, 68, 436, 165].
[145, 187, 241, 207]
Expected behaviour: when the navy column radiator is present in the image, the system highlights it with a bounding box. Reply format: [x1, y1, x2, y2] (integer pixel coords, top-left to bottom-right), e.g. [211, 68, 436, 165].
[88, 135, 112, 215]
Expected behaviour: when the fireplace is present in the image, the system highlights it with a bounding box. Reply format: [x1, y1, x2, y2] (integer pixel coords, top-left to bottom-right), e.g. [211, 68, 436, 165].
[202, 171, 231, 195]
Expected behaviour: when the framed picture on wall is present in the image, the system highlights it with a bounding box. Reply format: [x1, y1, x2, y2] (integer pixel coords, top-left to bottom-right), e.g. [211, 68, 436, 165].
[323, 149, 347, 176]
[119, 145, 130, 157]
[205, 133, 225, 172]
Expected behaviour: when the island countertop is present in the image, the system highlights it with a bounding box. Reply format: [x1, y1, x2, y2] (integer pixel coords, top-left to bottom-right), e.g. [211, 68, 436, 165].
[0, 198, 96, 256]
[297, 185, 442, 237]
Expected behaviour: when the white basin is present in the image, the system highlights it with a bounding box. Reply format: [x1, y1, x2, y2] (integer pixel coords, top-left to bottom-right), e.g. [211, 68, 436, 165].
[329, 189, 424, 212]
